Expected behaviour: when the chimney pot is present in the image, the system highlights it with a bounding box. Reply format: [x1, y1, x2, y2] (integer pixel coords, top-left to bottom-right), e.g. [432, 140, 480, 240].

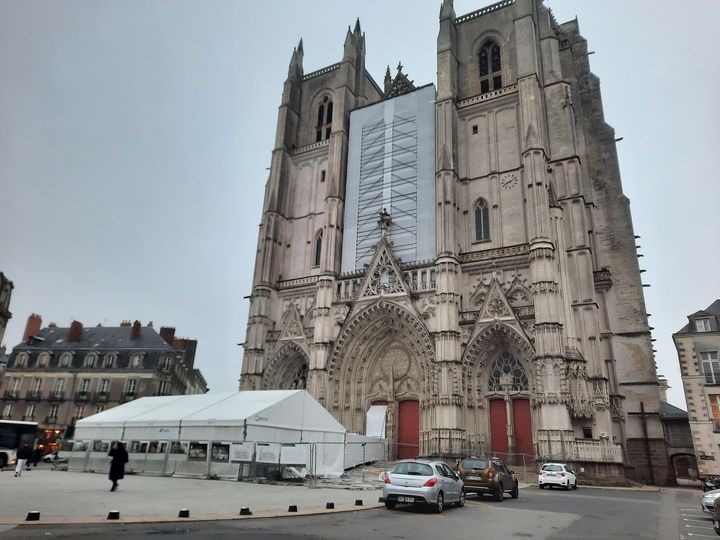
[67, 320, 83, 342]
[23, 314, 43, 342]
[131, 320, 142, 339]
[160, 326, 176, 346]
[120, 320, 131, 327]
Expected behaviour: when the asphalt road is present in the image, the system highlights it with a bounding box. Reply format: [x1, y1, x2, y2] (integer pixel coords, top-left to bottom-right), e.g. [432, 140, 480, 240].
[0, 486, 709, 540]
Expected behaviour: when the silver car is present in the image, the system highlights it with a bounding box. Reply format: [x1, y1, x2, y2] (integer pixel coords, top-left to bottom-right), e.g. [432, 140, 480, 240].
[383, 459, 465, 513]
[701, 488, 720, 514]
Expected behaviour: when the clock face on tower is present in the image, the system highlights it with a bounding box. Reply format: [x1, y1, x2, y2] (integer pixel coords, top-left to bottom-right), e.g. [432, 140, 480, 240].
[501, 174, 518, 189]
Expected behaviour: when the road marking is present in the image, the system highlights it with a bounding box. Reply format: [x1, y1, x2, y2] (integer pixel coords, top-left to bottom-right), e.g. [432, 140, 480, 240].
[685, 525, 714, 530]
[687, 533, 717, 538]
[684, 518, 712, 523]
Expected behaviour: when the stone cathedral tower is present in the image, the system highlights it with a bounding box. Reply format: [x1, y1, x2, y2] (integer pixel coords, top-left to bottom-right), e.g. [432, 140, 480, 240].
[241, 0, 669, 484]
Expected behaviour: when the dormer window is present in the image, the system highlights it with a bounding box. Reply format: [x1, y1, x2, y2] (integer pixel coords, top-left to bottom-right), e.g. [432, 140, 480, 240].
[15, 352, 28, 367]
[315, 96, 333, 142]
[59, 352, 73, 367]
[84, 353, 98, 368]
[479, 40, 502, 94]
[129, 353, 143, 369]
[37, 352, 50, 367]
[696, 319, 712, 332]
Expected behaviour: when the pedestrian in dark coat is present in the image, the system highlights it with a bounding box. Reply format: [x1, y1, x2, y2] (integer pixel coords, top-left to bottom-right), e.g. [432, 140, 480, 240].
[32, 447, 42, 467]
[108, 441, 129, 491]
[15, 442, 32, 477]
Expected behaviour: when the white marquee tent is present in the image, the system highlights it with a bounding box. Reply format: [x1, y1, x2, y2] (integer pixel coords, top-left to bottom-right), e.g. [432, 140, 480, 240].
[70, 390, 377, 478]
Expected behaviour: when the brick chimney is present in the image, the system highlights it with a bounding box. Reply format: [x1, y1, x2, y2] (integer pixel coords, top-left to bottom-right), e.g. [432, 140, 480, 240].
[131, 320, 142, 339]
[67, 320, 83, 342]
[120, 320, 131, 327]
[48, 322, 57, 328]
[23, 314, 42, 341]
[159, 326, 176, 346]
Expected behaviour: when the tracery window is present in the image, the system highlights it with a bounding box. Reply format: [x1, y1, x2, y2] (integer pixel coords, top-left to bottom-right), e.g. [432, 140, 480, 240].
[313, 229, 323, 267]
[315, 96, 333, 142]
[479, 41, 502, 94]
[488, 351, 528, 392]
[474, 198, 490, 242]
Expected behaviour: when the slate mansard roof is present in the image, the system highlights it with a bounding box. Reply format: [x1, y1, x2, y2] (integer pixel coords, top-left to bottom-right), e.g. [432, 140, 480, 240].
[16, 325, 174, 352]
[675, 300, 720, 335]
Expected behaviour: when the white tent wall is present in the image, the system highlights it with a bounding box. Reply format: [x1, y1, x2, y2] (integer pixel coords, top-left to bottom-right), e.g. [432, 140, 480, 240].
[344, 433, 387, 469]
[68, 391, 359, 479]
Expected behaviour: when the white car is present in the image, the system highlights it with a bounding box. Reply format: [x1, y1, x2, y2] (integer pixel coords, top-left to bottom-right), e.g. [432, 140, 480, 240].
[538, 463, 577, 490]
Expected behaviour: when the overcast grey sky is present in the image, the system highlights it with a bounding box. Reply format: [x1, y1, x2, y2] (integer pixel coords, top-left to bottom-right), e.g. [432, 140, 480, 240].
[0, 0, 717, 409]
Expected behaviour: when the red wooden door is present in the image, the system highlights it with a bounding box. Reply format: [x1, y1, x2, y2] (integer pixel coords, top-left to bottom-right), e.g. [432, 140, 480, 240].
[397, 400, 420, 459]
[512, 398, 533, 465]
[489, 399, 508, 461]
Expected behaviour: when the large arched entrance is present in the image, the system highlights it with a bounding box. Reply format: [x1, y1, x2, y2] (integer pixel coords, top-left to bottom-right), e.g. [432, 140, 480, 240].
[463, 323, 535, 464]
[327, 300, 435, 459]
[262, 342, 309, 390]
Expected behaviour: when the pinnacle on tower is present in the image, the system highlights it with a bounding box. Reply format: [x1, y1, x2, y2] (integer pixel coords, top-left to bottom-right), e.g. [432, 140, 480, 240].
[440, 0, 456, 20]
[384, 65, 392, 93]
[287, 38, 304, 78]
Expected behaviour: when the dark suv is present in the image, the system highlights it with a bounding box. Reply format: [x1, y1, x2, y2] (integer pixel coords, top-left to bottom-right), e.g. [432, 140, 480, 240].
[456, 456, 519, 501]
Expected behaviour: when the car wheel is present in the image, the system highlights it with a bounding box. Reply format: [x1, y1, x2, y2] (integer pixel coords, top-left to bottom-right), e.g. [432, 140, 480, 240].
[456, 488, 466, 507]
[572, 481, 578, 490]
[539, 484, 545, 490]
[0, 453, 7, 469]
[563, 482, 569, 491]
[511, 483, 519, 499]
[435, 491, 444, 513]
[385, 500, 396, 510]
[495, 483, 504, 502]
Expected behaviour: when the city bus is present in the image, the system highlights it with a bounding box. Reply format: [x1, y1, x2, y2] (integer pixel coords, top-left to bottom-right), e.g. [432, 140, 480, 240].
[0, 420, 39, 469]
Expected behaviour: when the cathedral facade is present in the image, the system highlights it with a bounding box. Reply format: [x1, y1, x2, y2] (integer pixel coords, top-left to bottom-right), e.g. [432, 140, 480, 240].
[240, 0, 669, 484]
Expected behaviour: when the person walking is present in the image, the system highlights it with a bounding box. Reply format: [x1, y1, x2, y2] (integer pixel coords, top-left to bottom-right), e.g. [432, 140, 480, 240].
[108, 441, 128, 492]
[32, 446, 42, 467]
[15, 442, 32, 477]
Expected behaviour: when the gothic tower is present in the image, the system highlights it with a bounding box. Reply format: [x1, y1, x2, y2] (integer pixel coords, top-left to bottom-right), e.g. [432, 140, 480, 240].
[241, 0, 668, 484]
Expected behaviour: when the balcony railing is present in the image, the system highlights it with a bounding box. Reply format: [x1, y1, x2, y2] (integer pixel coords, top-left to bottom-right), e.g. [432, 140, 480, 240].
[25, 390, 42, 400]
[3, 390, 19, 400]
[22, 415, 35, 421]
[123, 392, 137, 402]
[95, 392, 109, 402]
[45, 416, 58, 424]
[49, 391, 65, 400]
[74, 391, 90, 402]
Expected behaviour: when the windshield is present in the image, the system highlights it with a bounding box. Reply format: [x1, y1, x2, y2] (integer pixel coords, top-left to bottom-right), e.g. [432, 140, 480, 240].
[542, 464, 563, 472]
[392, 462, 434, 476]
[461, 459, 489, 469]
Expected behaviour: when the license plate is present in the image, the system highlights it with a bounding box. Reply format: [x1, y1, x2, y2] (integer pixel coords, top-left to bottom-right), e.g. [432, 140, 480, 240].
[468, 475, 481, 480]
[546, 473, 556, 476]
[397, 496, 414, 503]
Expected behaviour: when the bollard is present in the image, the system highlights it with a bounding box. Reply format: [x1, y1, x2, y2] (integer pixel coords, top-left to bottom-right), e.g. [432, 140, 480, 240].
[325, 502, 335, 510]
[288, 505, 298, 513]
[178, 509, 190, 518]
[25, 511, 40, 521]
[355, 499, 363, 506]
[107, 510, 120, 520]
[239, 507, 252, 516]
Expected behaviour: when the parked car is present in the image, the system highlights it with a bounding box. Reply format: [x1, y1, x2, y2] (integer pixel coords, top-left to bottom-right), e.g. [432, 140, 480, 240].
[383, 459, 465, 513]
[456, 456, 519, 501]
[702, 488, 720, 514]
[538, 463, 577, 490]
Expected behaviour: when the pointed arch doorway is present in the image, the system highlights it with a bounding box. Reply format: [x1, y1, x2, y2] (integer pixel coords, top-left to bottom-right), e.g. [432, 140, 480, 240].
[487, 351, 534, 465]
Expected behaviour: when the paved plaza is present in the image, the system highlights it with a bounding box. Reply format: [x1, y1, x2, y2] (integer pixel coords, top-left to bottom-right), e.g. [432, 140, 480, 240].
[0, 463, 383, 525]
